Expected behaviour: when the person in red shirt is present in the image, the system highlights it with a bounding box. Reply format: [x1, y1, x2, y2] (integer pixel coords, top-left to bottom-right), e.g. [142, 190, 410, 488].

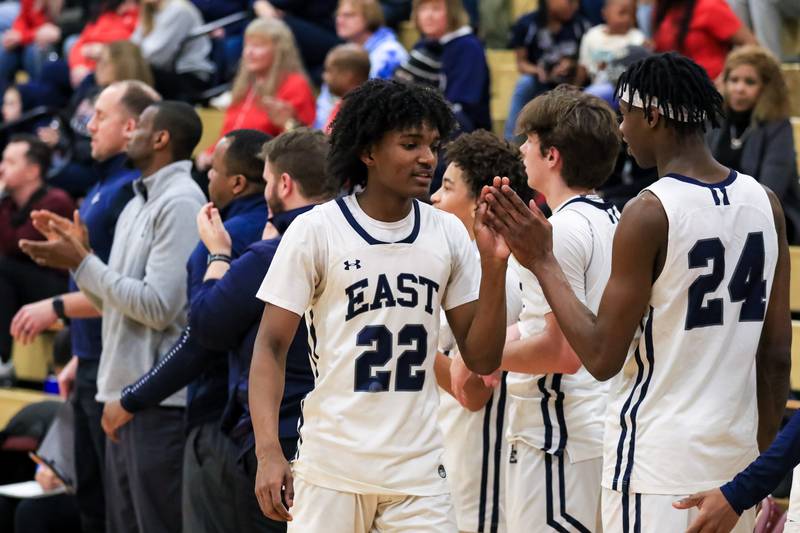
[197, 18, 315, 170]
[0, 134, 74, 363]
[652, 0, 756, 80]
[0, 0, 62, 91]
[67, 0, 139, 88]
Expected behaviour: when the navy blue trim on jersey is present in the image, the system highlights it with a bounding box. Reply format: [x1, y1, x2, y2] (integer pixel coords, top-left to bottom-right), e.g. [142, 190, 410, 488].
[557, 454, 591, 532]
[544, 453, 570, 533]
[664, 169, 737, 189]
[557, 195, 620, 224]
[553, 374, 568, 452]
[612, 309, 655, 491]
[308, 310, 320, 378]
[489, 373, 508, 533]
[478, 393, 494, 531]
[335, 197, 421, 245]
[621, 308, 655, 489]
[537, 376, 554, 450]
[634, 492, 642, 533]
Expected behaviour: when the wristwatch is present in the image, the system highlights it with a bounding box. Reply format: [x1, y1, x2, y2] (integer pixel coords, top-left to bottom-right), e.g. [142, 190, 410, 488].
[207, 253, 232, 266]
[52, 296, 68, 322]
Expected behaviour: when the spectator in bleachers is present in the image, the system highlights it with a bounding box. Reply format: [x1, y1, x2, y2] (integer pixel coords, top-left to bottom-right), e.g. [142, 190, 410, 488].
[196, 18, 315, 170]
[316, 0, 406, 130]
[66, 0, 138, 88]
[405, 0, 491, 132]
[652, 0, 756, 80]
[707, 45, 800, 242]
[0, 134, 73, 366]
[727, 0, 800, 60]
[12, 80, 159, 533]
[253, 0, 341, 84]
[337, 0, 407, 79]
[322, 43, 370, 133]
[503, 0, 591, 139]
[0, 0, 62, 93]
[579, 0, 645, 105]
[20, 101, 205, 533]
[131, 0, 215, 100]
[41, 40, 153, 198]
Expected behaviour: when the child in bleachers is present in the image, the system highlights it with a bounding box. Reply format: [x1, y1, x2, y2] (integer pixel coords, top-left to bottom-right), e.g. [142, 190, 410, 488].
[504, 0, 592, 139]
[321, 43, 371, 134]
[579, 0, 646, 105]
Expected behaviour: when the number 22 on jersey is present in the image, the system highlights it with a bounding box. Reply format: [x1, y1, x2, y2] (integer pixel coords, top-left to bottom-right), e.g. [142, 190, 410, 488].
[354, 325, 428, 392]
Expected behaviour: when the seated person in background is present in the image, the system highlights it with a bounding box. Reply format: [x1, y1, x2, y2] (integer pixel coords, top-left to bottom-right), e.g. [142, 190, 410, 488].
[316, 0, 407, 128]
[322, 43, 370, 133]
[0, 134, 74, 366]
[131, 0, 215, 101]
[0, 0, 63, 93]
[504, 0, 591, 139]
[253, 0, 341, 84]
[579, 0, 645, 105]
[66, 0, 139, 88]
[707, 45, 800, 243]
[401, 0, 491, 133]
[1, 83, 50, 149]
[197, 18, 315, 170]
[652, 0, 755, 80]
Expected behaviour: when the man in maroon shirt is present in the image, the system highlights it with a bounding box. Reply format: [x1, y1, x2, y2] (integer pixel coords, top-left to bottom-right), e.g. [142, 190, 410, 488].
[0, 134, 74, 364]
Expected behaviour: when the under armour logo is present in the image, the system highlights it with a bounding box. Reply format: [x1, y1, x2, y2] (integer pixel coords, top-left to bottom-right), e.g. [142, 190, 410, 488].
[509, 444, 518, 464]
[344, 260, 362, 270]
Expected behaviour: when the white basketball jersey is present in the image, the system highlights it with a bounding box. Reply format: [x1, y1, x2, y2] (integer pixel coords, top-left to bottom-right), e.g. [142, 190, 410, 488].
[507, 195, 618, 463]
[437, 247, 522, 533]
[257, 194, 480, 496]
[603, 170, 778, 495]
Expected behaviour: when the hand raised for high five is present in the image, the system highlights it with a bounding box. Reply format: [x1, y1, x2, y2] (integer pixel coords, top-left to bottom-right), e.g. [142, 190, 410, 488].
[473, 177, 510, 264]
[481, 177, 554, 274]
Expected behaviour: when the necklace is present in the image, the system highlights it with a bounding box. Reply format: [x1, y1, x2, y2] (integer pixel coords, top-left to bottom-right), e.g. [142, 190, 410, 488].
[729, 123, 751, 150]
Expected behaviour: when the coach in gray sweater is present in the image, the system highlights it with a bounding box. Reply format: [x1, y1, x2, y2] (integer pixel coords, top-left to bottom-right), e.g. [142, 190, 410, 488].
[24, 101, 206, 533]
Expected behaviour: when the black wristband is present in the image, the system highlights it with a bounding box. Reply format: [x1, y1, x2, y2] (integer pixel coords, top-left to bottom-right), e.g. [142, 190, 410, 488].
[52, 297, 69, 323]
[206, 253, 232, 266]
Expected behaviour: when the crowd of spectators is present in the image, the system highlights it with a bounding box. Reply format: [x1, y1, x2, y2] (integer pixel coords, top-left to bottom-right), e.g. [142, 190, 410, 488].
[0, 0, 797, 531]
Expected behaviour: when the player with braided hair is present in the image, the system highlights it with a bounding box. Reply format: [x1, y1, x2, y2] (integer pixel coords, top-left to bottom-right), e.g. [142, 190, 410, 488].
[480, 52, 791, 532]
[249, 79, 510, 531]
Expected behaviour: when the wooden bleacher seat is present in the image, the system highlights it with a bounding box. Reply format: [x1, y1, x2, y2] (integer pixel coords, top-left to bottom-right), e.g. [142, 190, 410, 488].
[11, 333, 55, 383]
[512, 0, 539, 20]
[792, 117, 800, 174]
[792, 321, 800, 392]
[194, 107, 225, 156]
[791, 246, 800, 314]
[398, 20, 419, 52]
[0, 388, 59, 428]
[487, 49, 518, 137]
[783, 64, 800, 118]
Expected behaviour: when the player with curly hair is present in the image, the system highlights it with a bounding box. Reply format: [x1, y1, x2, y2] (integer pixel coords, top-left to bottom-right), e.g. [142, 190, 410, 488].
[430, 129, 529, 533]
[248, 79, 511, 532]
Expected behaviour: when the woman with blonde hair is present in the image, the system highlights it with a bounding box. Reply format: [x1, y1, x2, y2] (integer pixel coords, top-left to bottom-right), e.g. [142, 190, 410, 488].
[707, 44, 799, 241]
[198, 17, 315, 169]
[130, 0, 214, 99]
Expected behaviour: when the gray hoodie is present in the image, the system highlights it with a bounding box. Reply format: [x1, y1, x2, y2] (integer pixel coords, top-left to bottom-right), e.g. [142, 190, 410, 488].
[74, 160, 206, 406]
